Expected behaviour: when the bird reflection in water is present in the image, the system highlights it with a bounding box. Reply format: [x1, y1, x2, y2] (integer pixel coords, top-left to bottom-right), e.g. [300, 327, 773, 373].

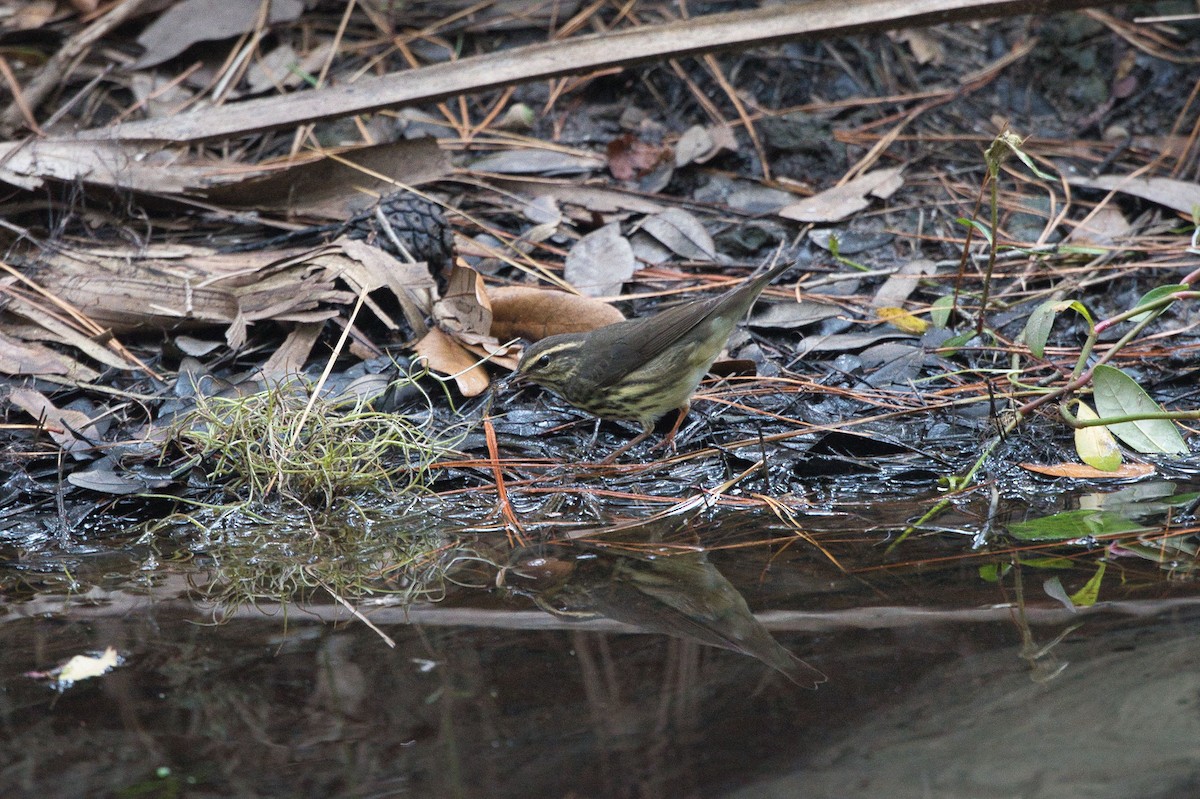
[500, 535, 826, 689]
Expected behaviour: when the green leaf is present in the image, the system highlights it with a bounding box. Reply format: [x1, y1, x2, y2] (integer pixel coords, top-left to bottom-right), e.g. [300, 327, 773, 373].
[1092, 364, 1189, 454]
[1129, 283, 1187, 323]
[931, 295, 955, 328]
[1009, 144, 1056, 181]
[939, 330, 976, 355]
[1073, 401, 1122, 471]
[1069, 562, 1106, 607]
[1024, 300, 1058, 358]
[1022, 300, 1093, 357]
[956, 217, 993, 245]
[979, 562, 1015, 582]
[1007, 509, 1149, 541]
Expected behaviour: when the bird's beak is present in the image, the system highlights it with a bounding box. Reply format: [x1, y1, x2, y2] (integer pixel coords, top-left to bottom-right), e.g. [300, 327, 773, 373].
[505, 370, 528, 390]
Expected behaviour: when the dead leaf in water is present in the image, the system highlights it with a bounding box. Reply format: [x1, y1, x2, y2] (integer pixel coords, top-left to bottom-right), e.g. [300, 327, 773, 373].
[1020, 462, 1154, 479]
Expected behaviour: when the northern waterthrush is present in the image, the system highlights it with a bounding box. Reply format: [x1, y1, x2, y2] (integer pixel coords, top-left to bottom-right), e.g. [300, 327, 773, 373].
[513, 258, 794, 459]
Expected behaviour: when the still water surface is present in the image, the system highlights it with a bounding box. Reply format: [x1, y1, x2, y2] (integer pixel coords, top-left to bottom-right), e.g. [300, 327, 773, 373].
[2, 490, 1198, 798]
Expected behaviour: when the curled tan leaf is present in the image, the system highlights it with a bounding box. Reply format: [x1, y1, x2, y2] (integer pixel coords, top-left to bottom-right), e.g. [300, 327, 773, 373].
[413, 327, 490, 397]
[488, 285, 625, 344]
[434, 264, 492, 337]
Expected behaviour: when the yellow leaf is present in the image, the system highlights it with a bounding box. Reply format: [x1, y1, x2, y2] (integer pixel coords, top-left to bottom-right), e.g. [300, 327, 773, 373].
[1073, 402, 1123, 472]
[877, 306, 928, 334]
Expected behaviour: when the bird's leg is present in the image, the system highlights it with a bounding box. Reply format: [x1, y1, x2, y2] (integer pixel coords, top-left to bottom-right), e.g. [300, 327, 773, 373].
[599, 423, 655, 465]
[585, 417, 603, 448]
[599, 402, 689, 464]
[651, 402, 690, 453]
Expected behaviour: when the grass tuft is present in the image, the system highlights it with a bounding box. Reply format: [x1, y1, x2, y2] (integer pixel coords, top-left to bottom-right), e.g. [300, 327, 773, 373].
[171, 375, 463, 510]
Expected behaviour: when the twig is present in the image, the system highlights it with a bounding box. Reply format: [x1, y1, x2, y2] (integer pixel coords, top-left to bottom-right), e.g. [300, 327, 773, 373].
[0, 0, 157, 134]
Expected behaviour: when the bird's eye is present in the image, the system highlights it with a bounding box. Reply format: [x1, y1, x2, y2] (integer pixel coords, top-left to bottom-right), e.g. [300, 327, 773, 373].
[531, 354, 551, 371]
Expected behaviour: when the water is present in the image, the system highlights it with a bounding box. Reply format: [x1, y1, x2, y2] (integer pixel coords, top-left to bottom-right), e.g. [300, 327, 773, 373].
[2, 485, 1198, 798]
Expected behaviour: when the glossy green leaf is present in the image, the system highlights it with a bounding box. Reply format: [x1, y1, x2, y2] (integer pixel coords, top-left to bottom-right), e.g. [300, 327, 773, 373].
[1066, 300, 1095, 327]
[1007, 509, 1149, 541]
[1129, 283, 1187, 323]
[939, 330, 976, 355]
[1092, 364, 1188, 454]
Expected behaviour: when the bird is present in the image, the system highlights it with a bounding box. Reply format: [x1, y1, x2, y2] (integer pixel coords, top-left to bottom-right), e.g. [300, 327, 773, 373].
[512, 257, 794, 460]
[502, 538, 826, 689]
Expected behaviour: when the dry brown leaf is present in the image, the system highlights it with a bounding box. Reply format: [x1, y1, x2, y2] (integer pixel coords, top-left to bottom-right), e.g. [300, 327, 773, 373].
[413, 327, 490, 397]
[637, 208, 717, 261]
[778, 167, 905, 223]
[674, 124, 737, 167]
[1020, 462, 1155, 479]
[1065, 173, 1200, 216]
[563, 222, 636, 297]
[607, 134, 671, 181]
[6, 387, 102, 457]
[260, 323, 324, 383]
[318, 237, 436, 333]
[459, 341, 519, 371]
[870, 259, 938, 308]
[488, 285, 624, 343]
[1067, 206, 1131, 248]
[0, 330, 99, 381]
[9, 1, 57, 29]
[434, 265, 492, 338]
[133, 0, 304, 69]
[891, 29, 945, 65]
[204, 138, 450, 217]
